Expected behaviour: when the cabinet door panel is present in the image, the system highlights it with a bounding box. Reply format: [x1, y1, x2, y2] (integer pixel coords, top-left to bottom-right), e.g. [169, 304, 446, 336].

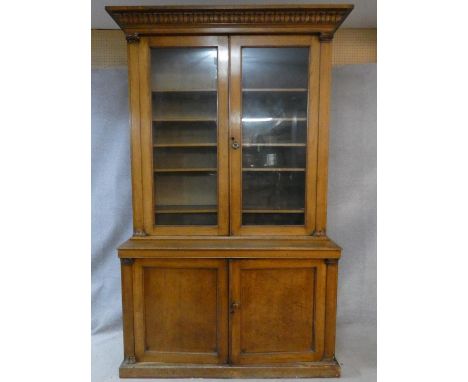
[230, 259, 326, 364]
[140, 36, 229, 235]
[133, 259, 228, 363]
[230, 36, 321, 235]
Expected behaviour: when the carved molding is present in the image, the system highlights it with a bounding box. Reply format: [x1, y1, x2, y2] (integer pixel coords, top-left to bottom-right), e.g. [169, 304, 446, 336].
[325, 259, 338, 265]
[319, 32, 334, 42]
[125, 355, 136, 364]
[313, 230, 327, 237]
[121, 258, 135, 266]
[125, 33, 140, 43]
[106, 6, 353, 34]
[133, 229, 147, 237]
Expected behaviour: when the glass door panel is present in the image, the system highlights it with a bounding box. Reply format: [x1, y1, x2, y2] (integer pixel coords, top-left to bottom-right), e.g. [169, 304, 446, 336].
[241, 47, 309, 226]
[145, 37, 229, 234]
[229, 36, 318, 235]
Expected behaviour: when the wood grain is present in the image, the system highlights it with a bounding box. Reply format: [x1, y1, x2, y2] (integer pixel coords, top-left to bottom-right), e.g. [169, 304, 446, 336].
[315, 40, 333, 236]
[109, 4, 350, 377]
[133, 258, 228, 363]
[127, 41, 144, 236]
[120, 359, 341, 378]
[230, 259, 326, 364]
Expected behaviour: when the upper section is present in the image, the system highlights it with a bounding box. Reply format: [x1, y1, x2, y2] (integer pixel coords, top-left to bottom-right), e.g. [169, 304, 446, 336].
[108, 6, 353, 238]
[105, 4, 354, 37]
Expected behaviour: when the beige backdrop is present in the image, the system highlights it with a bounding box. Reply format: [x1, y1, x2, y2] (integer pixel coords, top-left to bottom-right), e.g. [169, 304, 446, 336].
[91, 28, 377, 68]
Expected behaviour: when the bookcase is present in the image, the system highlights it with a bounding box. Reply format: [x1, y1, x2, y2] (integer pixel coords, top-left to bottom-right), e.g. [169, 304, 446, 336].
[106, 4, 353, 378]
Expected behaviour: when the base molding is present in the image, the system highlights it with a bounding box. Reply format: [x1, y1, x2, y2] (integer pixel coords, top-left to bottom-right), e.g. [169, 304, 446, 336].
[119, 359, 341, 378]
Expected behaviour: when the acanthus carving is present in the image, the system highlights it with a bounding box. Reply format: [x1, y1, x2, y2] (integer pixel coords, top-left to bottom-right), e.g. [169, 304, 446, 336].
[133, 229, 147, 237]
[110, 8, 350, 28]
[125, 33, 140, 43]
[313, 230, 327, 237]
[121, 258, 134, 266]
[319, 32, 334, 42]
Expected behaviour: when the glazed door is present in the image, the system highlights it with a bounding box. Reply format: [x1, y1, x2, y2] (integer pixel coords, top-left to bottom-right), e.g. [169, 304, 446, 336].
[229, 36, 320, 235]
[133, 259, 228, 363]
[229, 259, 326, 364]
[139, 36, 229, 235]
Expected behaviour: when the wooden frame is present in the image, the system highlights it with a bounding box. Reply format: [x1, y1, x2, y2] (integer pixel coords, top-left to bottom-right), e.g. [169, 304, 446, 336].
[229, 35, 321, 235]
[229, 259, 326, 364]
[132, 258, 228, 363]
[139, 36, 229, 236]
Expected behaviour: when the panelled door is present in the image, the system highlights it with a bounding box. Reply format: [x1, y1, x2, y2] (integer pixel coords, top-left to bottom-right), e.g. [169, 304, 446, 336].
[139, 36, 229, 235]
[229, 259, 326, 364]
[229, 36, 321, 235]
[132, 258, 326, 365]
[133, 259, 228, 363]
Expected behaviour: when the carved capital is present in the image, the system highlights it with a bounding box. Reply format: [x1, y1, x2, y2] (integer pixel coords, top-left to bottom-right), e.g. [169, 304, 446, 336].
[325, 259, 338, 265]
[121, 258, 134, 266]
[319, 32, 334, 42]
[133, 229, 147, 237]
[125, 33, 140, 43]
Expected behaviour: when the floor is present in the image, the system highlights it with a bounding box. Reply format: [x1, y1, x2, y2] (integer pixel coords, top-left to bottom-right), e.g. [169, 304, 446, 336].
[92, 323, 376, 382]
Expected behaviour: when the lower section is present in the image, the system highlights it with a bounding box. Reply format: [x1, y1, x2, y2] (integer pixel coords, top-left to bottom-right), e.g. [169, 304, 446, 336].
[118, 237, 341, 378]
[119, 359, 341, 378]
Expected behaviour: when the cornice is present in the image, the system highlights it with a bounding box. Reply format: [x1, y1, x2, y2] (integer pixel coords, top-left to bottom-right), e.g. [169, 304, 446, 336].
[106, 5, 353, 37]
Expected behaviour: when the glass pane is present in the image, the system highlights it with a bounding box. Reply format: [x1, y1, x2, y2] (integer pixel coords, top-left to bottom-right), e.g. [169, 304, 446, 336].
[151, 48, 218, 226]
[241, 47, 309, 225]
[242, 172, 305, 210]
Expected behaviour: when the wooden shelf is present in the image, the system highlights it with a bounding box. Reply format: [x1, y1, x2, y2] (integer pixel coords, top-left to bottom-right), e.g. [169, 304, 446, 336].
[156, 205, 217, 214]
[243, 209, 304, 214]
[154, 143, 217, 148]
[242, 117, 307, 122]
[242, 168, 305, 172]
[153, 89, 217, 93]
[242, 88, 308, 92]
[153, 118, 217, 122]
[242, 143, 306, 147]
[154, 168, 217, 173]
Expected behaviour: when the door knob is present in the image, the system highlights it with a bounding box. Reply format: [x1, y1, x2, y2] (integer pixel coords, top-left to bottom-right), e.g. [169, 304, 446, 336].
[231, 141, 240, 149]
[230, 302, 240, 313]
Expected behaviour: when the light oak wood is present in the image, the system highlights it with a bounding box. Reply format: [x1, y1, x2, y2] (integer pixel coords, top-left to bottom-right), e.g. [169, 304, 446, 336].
[127, 42, 144, 236]
[133, 258, 228, 363]
[119, 359, 341, 378]
[230, 259, 326, 364]
[105, 4, 352, 378]
[324, 259, 340, 360]
[315, 40, 333, 236]
[120, 260, 135, 362]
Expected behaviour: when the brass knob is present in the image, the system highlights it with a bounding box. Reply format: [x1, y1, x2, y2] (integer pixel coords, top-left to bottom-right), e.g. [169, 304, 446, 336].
[231, 141, 240, 149]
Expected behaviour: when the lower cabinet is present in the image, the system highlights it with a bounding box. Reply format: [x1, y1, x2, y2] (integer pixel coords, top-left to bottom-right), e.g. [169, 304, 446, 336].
[130, 258, 327, 366]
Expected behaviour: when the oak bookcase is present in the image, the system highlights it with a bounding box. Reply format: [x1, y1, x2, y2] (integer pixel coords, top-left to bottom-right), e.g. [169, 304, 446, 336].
[106, 4, 353, 378]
